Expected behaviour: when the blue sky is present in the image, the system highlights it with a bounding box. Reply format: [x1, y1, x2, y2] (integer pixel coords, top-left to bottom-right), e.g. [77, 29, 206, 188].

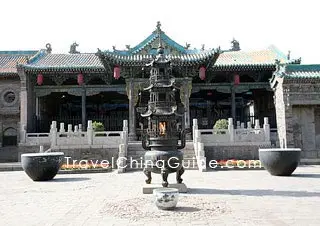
[1, 0, 319, 63]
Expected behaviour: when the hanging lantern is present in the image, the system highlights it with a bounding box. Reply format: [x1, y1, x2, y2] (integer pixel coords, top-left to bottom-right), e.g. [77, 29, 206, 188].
[114, 66, 120, 80]
[37, 73, 43, 85]
[77, 73, 84, 85]
[199, 66, 206, 80]
[234, 74, 240, 85]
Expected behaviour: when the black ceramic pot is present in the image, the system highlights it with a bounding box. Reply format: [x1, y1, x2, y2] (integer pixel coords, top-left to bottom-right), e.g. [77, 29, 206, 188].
[259, 148, 301, 176]
[21, 152, 64, 181]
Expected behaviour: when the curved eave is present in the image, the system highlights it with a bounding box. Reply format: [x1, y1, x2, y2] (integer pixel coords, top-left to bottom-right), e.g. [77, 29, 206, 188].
[22, 66, 106, 73]
[212, 64, 277, 72]
[0, 72, 18, 77]
[99, 52, 214, 68]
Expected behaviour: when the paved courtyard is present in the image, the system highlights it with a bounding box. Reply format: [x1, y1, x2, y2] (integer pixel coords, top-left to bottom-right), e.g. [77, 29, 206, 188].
[1, 166, 320, 226]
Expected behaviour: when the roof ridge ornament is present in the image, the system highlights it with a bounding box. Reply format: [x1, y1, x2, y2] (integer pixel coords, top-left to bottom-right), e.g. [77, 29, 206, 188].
[156, 21, 164, 54]
[45, 43, 52, 54]
[230, 38, 240, 51]
[69, 42, 80, 54]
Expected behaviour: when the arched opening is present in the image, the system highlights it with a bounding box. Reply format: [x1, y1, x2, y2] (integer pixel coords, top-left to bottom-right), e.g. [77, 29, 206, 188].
[2, 127, 17, 146]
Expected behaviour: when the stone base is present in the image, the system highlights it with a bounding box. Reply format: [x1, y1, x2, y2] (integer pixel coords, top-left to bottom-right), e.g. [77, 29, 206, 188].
[142, 183, 188, 194]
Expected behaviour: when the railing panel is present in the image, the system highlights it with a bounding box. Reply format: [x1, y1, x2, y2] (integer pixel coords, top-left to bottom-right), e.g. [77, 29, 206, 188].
[25, 133, 50, 145]
[234, 129, 265, 142]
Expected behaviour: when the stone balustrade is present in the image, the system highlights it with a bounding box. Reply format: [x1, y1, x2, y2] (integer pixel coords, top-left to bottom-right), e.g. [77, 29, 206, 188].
[192, 117, 271, 172]
[19, 120, 129, 150]
[193, 117, 271, 146]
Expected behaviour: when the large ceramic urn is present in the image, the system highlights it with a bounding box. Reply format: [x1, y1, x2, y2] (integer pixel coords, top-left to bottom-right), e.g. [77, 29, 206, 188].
[259, 148, 301, 176]
[21, 152, 64, 181]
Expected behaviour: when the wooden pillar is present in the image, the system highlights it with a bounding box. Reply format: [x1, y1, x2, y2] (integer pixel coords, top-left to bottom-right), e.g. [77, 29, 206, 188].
[81, 87, 86, 131]
[127, 79, 137, 140]
[231, 85, 236, 124]
[184, 79, 192, 130]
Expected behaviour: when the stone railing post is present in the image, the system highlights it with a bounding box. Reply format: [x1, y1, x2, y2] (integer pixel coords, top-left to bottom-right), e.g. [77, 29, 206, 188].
[197, 142, 206, 172]
[121, 131, 128, 147]
[59, 123, 65, 133]
[87, 120, 93, 145]
[123, 120, 128, 133]
[67, 124, 73, 137]
[254, 119, 261, 135]
[240, 122, 245, 129]
[192, 118, 198, 142]
[228, 118, 234, 142]
[19, 123, 26, 144]
[50, 121, 57, 147]
[194, 129, 201, 144]
[117, 144, 127, 173]
[255, 119, 260, 129]
[236, 121, 240, 129]
[74, 125, 79, 137]
[263, 117, 270, 142]
[247, 121, 251, 129]
[78, 124, 82, 132]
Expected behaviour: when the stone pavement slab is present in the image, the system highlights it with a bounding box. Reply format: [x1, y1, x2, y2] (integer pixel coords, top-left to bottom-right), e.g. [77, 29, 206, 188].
[0, 166, 320, 226]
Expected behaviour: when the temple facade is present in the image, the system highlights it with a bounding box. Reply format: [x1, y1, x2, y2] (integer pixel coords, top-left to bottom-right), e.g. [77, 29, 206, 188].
[0, 22, 319, 161]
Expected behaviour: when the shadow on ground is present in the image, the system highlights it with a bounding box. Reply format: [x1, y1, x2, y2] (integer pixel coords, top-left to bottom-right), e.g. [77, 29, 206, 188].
[46, 177, 91, 182]
[189, 188, 320, 197]
[291, 173, 320, 178]
[173, 207, 201, 212]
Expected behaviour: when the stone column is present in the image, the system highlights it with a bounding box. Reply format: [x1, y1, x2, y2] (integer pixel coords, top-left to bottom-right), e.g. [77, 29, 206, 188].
[274, 80, 295, 148]
[17, 66, 28, 138]
[127, 79, 137, 141]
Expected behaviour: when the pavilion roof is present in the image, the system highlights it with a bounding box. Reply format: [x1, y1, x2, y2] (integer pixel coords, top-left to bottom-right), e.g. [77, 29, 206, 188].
[0, 50, 39, 76]
[22, 52, 105, 73]
[111, 24, 199, 56]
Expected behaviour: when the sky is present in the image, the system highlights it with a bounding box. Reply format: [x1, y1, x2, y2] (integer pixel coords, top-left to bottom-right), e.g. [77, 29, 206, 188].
[1, 0, 319, 64]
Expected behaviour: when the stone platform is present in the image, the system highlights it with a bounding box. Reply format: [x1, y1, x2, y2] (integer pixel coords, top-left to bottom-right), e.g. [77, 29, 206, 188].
[142, 183, 188, 194]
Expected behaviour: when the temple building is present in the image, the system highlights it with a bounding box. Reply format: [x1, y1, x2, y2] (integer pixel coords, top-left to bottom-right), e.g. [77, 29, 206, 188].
[0, 22, 319, 161]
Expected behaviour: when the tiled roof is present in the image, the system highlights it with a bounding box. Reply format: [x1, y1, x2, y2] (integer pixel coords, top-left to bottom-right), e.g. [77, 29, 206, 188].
[23, 53, 105, 72]
[280, 64, 320, 79]
[98, 50, 217, 67]
[213, 46, 300, 71]
[0, 51, 38, 75]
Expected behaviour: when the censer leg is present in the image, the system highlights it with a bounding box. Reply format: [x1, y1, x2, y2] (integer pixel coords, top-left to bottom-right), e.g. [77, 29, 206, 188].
[161, 168, 169, 187]
[176, 166, 184, 184]
[143, 167, 152, 184]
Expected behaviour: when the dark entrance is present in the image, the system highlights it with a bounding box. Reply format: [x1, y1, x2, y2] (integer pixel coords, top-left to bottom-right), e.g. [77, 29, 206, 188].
[2, 127, 17, 146]
[36, 91, 128, 132]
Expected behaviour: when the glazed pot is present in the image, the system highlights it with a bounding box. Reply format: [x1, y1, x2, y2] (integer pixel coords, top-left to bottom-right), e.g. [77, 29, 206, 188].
[259, 148, 301, 176]
[21, 152, 64, 181]
[153, 188, 179, 210]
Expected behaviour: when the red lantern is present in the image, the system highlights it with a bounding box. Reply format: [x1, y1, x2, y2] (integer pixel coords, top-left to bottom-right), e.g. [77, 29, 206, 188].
[77, 73, 84, 85]
[37, 74, 43, 85]
[199, 66, 206, 80]
[234, 74, 240, 85]
[114, 66, 120, 80]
